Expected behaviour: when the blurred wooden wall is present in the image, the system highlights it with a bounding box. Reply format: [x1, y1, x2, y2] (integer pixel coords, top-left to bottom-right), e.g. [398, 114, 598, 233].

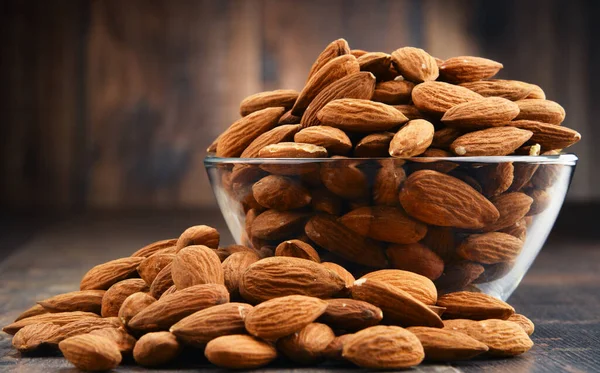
[1, 0, 597, 210]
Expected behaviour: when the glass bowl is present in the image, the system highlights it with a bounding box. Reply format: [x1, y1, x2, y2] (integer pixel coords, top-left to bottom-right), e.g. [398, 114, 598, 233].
[204, 154, 577, 300]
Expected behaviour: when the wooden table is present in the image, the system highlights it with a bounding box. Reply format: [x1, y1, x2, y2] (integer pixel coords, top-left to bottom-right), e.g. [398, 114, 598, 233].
[1, 211, 599, 372]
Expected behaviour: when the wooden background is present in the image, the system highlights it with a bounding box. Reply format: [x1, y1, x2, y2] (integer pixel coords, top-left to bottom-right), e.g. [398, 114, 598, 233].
[1, 0, 598, 210]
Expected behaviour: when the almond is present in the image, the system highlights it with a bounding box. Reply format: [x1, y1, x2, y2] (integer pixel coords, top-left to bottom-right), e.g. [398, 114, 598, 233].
[128, 284, 229, 332]
[360, 269, 438, 305]
[458, 232, 524, 265]
[170, 302, 253, 347]
[3, 311, 100, 335]
[386, 243, 444, 280]
[389, 119, 435, 157]
[445, 318, 533, 356]
[305, 214, 388, 268]
[372, 159, 405, 205]
[317, 98, 408, 132]
[258, 141, 327, 158]
[205, 334, 278, 369]
[450, 127, 533, 156]
[526, 188, 552, 215]
[435, 261, 484, 293]
[322, 334, 354, 360]
[357, 52, 396, 81]
[475, 162, 515, 197]
[239, 89, 299, 116]
[431, 127, 463, 149]
[391, 47, 439, 83]
[277, 322, 336, 364]
[294, 126, 352, 155]
[118, 292, 157, 326]
[89, 327, 137, 355]
[412, 81, 483, 117]
[278, 109, 302, 124]
[525, 83, 546, 99]
[46, 317, 122, 345]
[101, 279, 149, 317]
[244, 295, 328, 340]
[318, 299, 383, 331]
[351, 49, 368, 58]
[500, 219, 528, 241]
[354, 132, 394, 157]
[239, 257, 346, 303]
[514, 99, 566, 125]
[59, 334, 122, 371]
[305, 38, 351, 82]
[172, 245, 224, 289]
[149, 262, 174, 299]
[340, 206, 427, 244]
[292, 54, 359, 115]
[14, 304, 48, 322]
[12, 323, 60, 352]
[38, 290, 105, 314]
[222, 251, 260, 297]
[137, 253, 175, 285]
[421, 226, 458, 262]
[411, 148, 459, 173]
[320, 156, 369, 199]
[301, 71, 376, 128]
[251, 209, 309, 241]
[216, 106, 285, 157]
[80, 257, 143, 291]
[483, 192, 533, 232]
[508, 313, 535, 336]
[131, 238, 178, 258]
[342, 325, 424, 368]
[393, 104, 425, 120]
[372, 79, 414, 105]
[133, 331, 181, 367]
[352, 278, 443, 327]
[439, 56, 503, 83]
[399, 170, 499, 229]
[252, 175, 312, 210]
[509, 162, 540, 192]
[159, 285, 178, 299]
[321, 262, 355, 292]
[441, 97, 520, 129]
[311, 188, 343, 215]
[275, 239, 321, 262]
[507, 120, 581, 150]
[239, 124, 302, 158]
[437, 291, 515, 320]
[406, 326, 489, 361]
[175, 225, 220, 251]
[460, 79, 533, 101]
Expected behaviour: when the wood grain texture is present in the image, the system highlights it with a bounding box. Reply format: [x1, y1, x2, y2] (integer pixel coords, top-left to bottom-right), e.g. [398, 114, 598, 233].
[0, 212, 599, 372]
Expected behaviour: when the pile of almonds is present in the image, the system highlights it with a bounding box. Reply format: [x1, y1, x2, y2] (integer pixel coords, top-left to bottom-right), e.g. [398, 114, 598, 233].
[4, 224, 535, 370]
[209, 39, 579, 293]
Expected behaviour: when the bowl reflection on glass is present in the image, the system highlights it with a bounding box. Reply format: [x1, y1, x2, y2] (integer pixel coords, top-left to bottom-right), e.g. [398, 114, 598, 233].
[204, 154, 577, 301]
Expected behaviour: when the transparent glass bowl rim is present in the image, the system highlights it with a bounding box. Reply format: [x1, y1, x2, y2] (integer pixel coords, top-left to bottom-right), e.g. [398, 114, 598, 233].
[204, 153, 578, 166]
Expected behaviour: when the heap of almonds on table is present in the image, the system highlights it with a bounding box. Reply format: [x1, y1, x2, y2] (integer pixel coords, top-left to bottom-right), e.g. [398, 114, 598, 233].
[4, 39, 578, 370]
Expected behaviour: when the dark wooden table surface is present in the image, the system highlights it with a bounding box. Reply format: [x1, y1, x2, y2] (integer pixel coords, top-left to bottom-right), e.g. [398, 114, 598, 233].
[0, 211, 599, 372]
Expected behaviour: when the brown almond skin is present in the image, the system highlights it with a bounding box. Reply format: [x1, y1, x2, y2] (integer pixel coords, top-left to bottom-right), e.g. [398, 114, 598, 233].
[407, 326, 489, 361]
[451, 127, 533, 156]
[483, 192, 533, 232]
[216, 106, 285, 157]
[352, 278, 443, 328]
[118, 292, 157, 326]
[389, 119, 435, 157]
[275, 240, 321, 262]
[322, 334, 355, 360]
[101, 279, 149, 317]
[457, 232, 524, 265]
[251, 209, 309, 241]
[320, 156, 369, 200]
[446, 319, 533, 356]
[131, 238, 178, 258]
[437, 291, 515, 320]
[80, 257, 144, 291]
[357, 52, 397, 81]
[372, 159, 405, 205]
[439, 56, 503, 83]
[277, 322, 336, 365]
[391, 47, 439, 83]
[412, 81, 483, 117]
[170, 302, 253, 347]
[3, 311, 100, 335]
[45, 317, 123, 345]
[38, 290, 105, 314]
[292, 54, 360, 115]
[441, 97, 520, 130]
[508, 313, 535, 336]
[222, 251, 260, 297]
[205, 334, 278, 369]
[475, 162, 515, 198]
[294, 126, 353, 155]
[12, 323, 61, 352]
[393, 104, 425, 120]
[354, 132, 394, 157]
[306, 38, 351, 82]
[133, 331, 181, 367]
[14, 304, 48, 322]
[507, 119, 581, 150]
[89, 327, 137, 355]
[128, 284, 229, 332]
[318, 299, 383, 331]
[240, 89, 299, 116]
[59, 334, 122, 371]
[460, 79, 533, 101]
[137, 253, 175, 285]
[175, 225, 220, 252]
[240, 124, 302, 158]
[317, 98, 408, 132]
[244, 295, 328, 340]
[361, 269, 438, 305]
[340, 206, 427, 244]
[342, 325, 425, 369]
[435, 261, 485, 293]
[252, 175, 312, 210]
[239, 257, 346, 304]
[372, 79, 414, 105]
[386, 243, 444, 281]
[321, 262, 355, 293]
[399, 170, 500, 229]
[149, 262, 174, 299]
[171, 245, 224, 289]
[305, 214, 388, 268]
[514, 99, 566, 125]
[431, 127, 463, 149]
